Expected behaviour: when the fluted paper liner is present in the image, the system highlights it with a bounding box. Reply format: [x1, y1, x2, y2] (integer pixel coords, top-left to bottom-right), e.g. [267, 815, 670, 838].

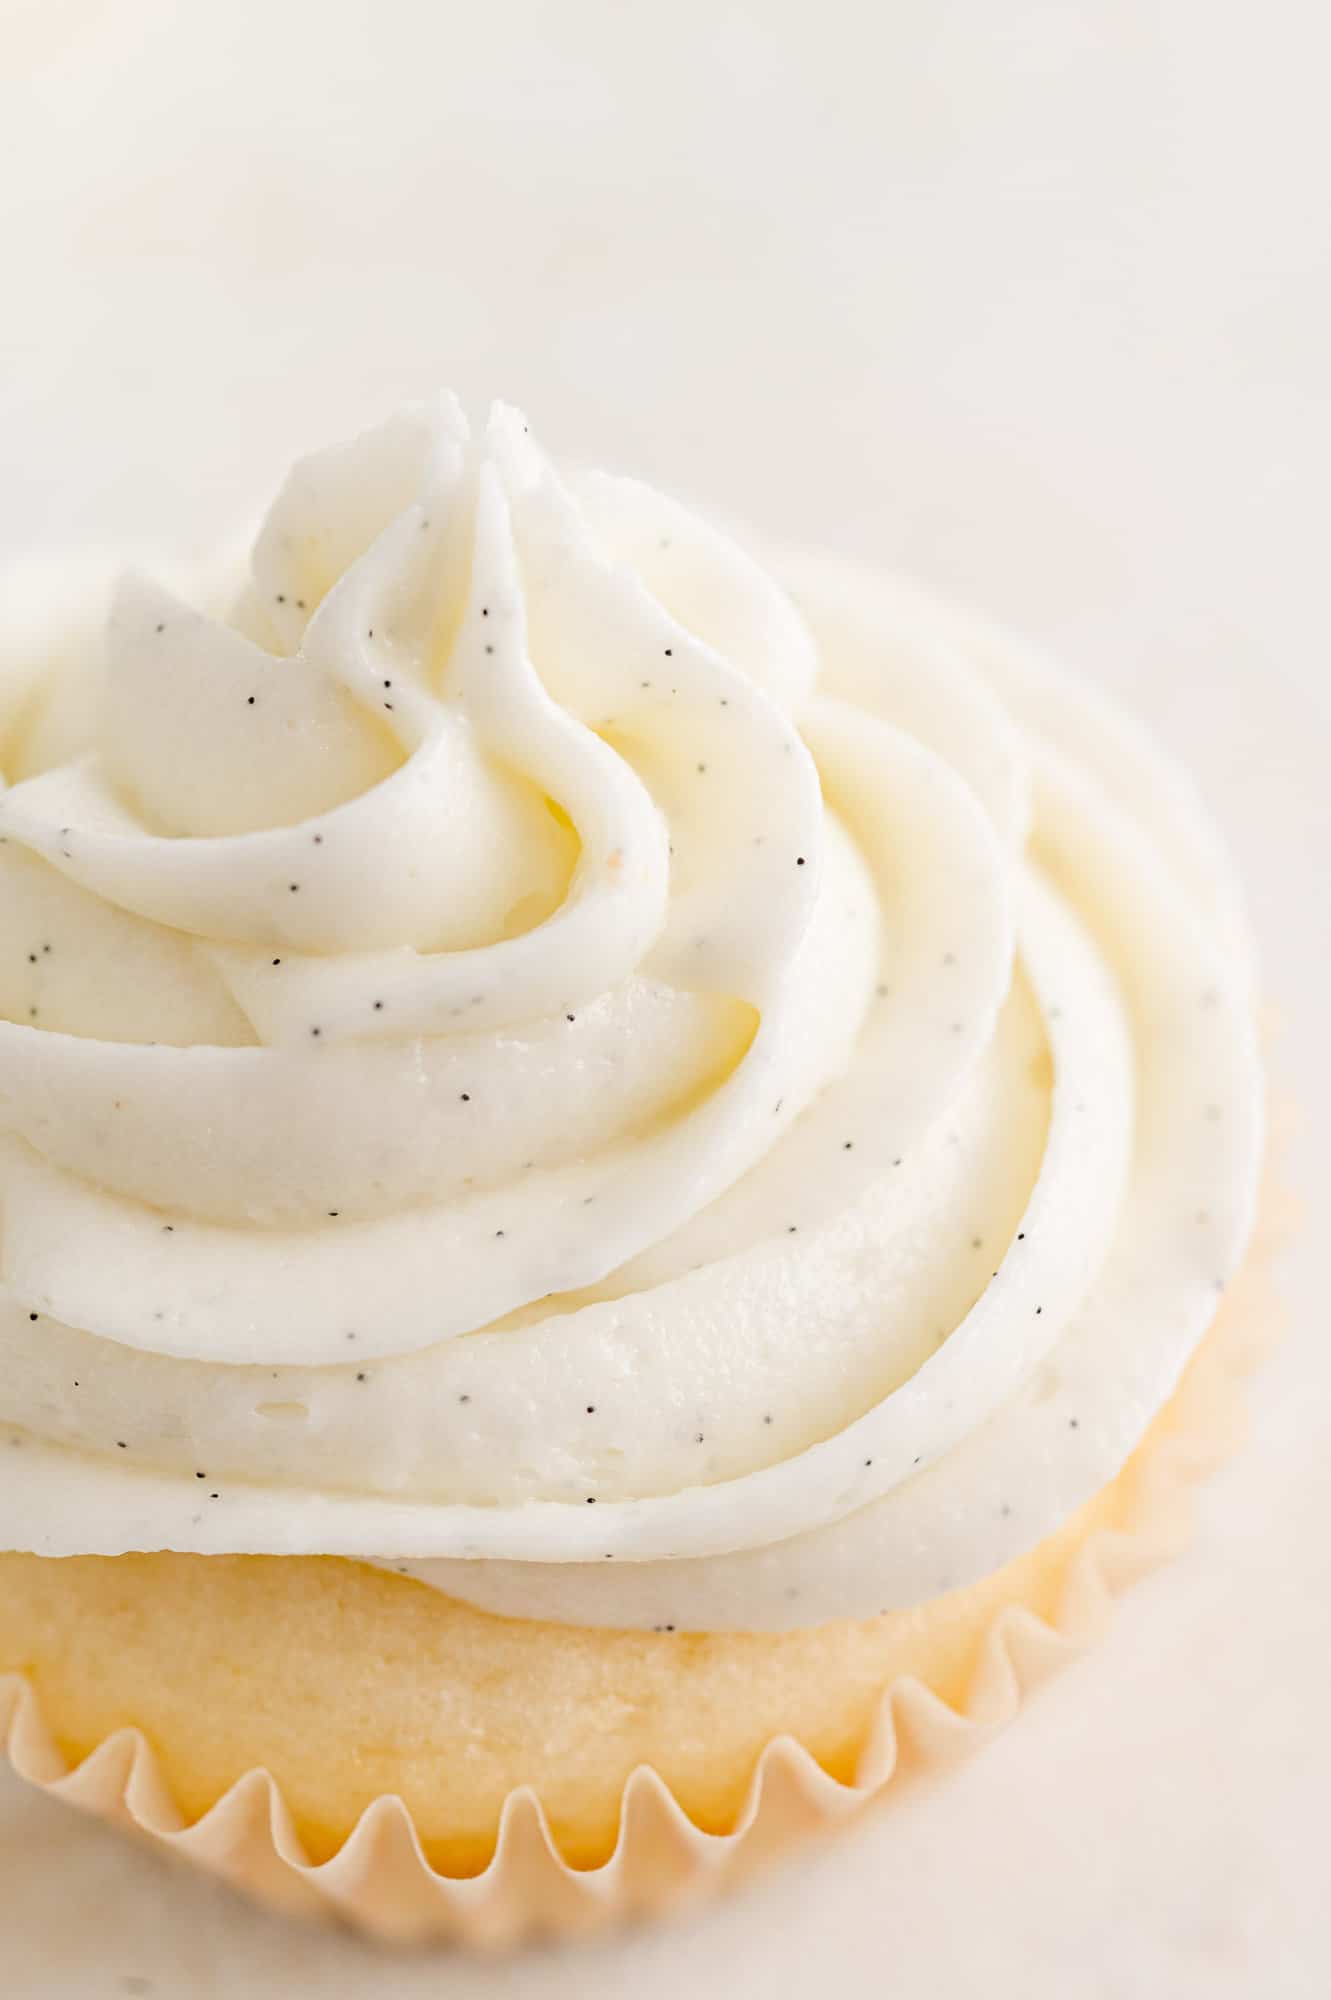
[0, 1188, 1287, 1948]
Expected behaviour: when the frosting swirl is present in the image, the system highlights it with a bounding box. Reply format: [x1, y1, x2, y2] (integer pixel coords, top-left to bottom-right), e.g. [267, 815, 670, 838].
[0, 398, 1262, 1630]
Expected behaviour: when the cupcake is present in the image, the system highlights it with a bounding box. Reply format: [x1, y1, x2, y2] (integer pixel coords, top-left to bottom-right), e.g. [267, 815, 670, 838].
[0, 397, 1266, 1944]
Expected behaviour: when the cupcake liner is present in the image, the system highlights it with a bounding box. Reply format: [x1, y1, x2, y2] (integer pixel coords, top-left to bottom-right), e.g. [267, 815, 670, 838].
[0, 1184, 1287, 1948]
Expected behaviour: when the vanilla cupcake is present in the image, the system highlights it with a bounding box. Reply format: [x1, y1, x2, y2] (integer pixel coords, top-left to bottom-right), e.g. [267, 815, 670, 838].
[0, 398, 1265, 1944]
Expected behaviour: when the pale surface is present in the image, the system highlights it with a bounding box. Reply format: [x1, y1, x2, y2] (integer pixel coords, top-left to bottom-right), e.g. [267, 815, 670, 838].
[0, 1, 1328, 1994]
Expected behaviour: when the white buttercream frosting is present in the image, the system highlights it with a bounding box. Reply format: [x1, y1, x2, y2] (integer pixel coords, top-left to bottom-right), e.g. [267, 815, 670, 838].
[0, 398, 1262, 1630]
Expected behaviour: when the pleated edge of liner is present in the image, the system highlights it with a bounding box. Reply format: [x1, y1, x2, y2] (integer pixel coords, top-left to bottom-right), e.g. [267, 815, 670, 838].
[0, 1182, 1291, 1948]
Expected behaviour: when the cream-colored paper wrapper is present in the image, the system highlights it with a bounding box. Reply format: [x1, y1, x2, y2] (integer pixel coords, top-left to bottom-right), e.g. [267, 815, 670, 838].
[0, 1178, 1286, 1950]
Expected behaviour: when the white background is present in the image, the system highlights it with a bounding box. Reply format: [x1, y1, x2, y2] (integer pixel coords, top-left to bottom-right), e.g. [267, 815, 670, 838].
[1, 2, 1328, 1993]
